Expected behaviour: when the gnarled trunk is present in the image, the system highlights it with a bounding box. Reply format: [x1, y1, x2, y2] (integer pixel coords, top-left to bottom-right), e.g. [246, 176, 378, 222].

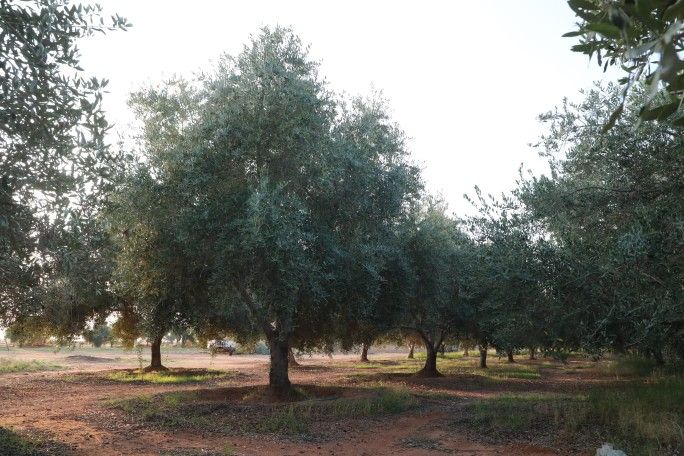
[268, 337, 291, 397]
[288, 347, 300, 367]
[360, 342, 370, 362]
[408, 343, 415, 359]
[479, 344, 488, 369]
[507, 349, 515, 363]
[417, 338, 441, 377]
[144, 335, 167, 372]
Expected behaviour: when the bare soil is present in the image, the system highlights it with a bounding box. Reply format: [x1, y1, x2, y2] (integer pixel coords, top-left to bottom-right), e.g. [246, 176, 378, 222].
[0, 347, 607, 455]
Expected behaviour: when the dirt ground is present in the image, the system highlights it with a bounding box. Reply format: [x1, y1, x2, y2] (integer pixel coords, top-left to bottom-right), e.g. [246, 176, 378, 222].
[0, 346, 605, 456]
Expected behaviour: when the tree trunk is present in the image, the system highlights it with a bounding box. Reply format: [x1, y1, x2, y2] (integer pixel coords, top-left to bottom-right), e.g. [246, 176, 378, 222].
[288, 347, 300, 367]
[408, 343, 415, 359]
[507, 349, 515, 363]
[268, 337, 291, 397]
[479, 344, 488, 369]
[529, 347, 536, 360]
[463, 347, 469, 357]
[360, 342, 370, 363]
[144, 335, 167, 372]
[417, 339, 441, 377]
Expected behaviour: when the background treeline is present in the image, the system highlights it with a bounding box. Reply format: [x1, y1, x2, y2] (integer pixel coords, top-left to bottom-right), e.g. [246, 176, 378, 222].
[1, 2, 681, 398]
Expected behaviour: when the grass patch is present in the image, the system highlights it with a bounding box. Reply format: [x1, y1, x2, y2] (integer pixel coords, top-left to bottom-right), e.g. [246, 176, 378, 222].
[110, 386, 418, 436]
[470, 394, 578, 431]
[259, 388, 418, 434]
[0, 358, 63, 374]
[581, 377, 684, 454]
[0, 426, 71, 455]
[107, 369, 227, 384]
[605, 356, 684, 378]
[414, 351, 464, 360]
[466, 376, 684, 455]
[440, 360, 542, 381]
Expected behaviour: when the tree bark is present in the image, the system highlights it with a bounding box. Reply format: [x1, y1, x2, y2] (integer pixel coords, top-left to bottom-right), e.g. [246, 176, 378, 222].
[268, 337, 291, 397]
[479, 344, 488, 369]
[529, 347, 536, 360]
[144, 335, 167, 372]
[417, 339, 441, 377]
[360, 342, 370, 363]
[288, 347, 300, 367]
[408, 343, 415, 359]
[507, 349, 515, 363]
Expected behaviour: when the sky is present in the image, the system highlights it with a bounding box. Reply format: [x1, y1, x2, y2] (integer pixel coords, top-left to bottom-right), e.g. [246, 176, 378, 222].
[76, 0, 615, 216]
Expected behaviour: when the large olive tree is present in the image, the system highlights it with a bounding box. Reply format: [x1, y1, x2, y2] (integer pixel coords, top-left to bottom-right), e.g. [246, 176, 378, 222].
[117, 28, 420, 395]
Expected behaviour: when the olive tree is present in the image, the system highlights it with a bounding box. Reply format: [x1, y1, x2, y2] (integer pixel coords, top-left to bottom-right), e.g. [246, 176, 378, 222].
[1, 0, 127, 331]
[398, 202, 475, 377]
[118, 28, 420, 395]
[518, 84, 684, 361]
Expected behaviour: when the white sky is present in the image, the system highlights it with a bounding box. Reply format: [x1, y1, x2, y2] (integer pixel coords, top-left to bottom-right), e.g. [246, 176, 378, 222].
[77, 0, 615, 215]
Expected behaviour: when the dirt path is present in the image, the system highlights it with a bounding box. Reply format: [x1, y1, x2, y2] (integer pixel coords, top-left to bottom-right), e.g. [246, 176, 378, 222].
[0, 350, 593, 455]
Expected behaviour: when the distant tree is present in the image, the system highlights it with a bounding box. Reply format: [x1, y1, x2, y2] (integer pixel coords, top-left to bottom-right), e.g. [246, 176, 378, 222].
[398, 202, 475, 377]
[107, 167, 202, 371]
[83, 322, 112, 348]
[466, 193, 548, 366]
[564, 0, 684, 127]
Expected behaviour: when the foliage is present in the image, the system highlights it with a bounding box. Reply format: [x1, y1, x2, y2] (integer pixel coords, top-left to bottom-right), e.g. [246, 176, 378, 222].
[564, 0, 684, 127]
[518, 83, 684, 360]
[396, 201, 478, 375]
[82, 323, 112, 347]
[0, 0, 128, 338]
[114, 27, 421, 394]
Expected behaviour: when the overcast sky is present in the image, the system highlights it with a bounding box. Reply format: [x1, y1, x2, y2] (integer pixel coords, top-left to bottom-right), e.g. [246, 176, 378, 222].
[77, 0, 614, 215]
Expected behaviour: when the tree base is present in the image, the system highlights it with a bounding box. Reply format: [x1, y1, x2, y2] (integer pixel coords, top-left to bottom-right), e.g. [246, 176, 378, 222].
[142, 364, 168, 372]
[415, 367, 443, 378]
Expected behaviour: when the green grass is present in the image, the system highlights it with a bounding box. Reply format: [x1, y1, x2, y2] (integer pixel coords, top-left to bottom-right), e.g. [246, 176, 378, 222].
[106, 369, 227, 384]
[414, 351, 464, 360]
[467, 376, 684, 455]
[469, 393, 579, 431]
[604, 356, 684, 378]
[0, 358, 64, 374]
[0, 426, 71, 456]
[259, 388, 418, 434]
[581, 377, 684, 454]
[110, 387, 418, 436]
